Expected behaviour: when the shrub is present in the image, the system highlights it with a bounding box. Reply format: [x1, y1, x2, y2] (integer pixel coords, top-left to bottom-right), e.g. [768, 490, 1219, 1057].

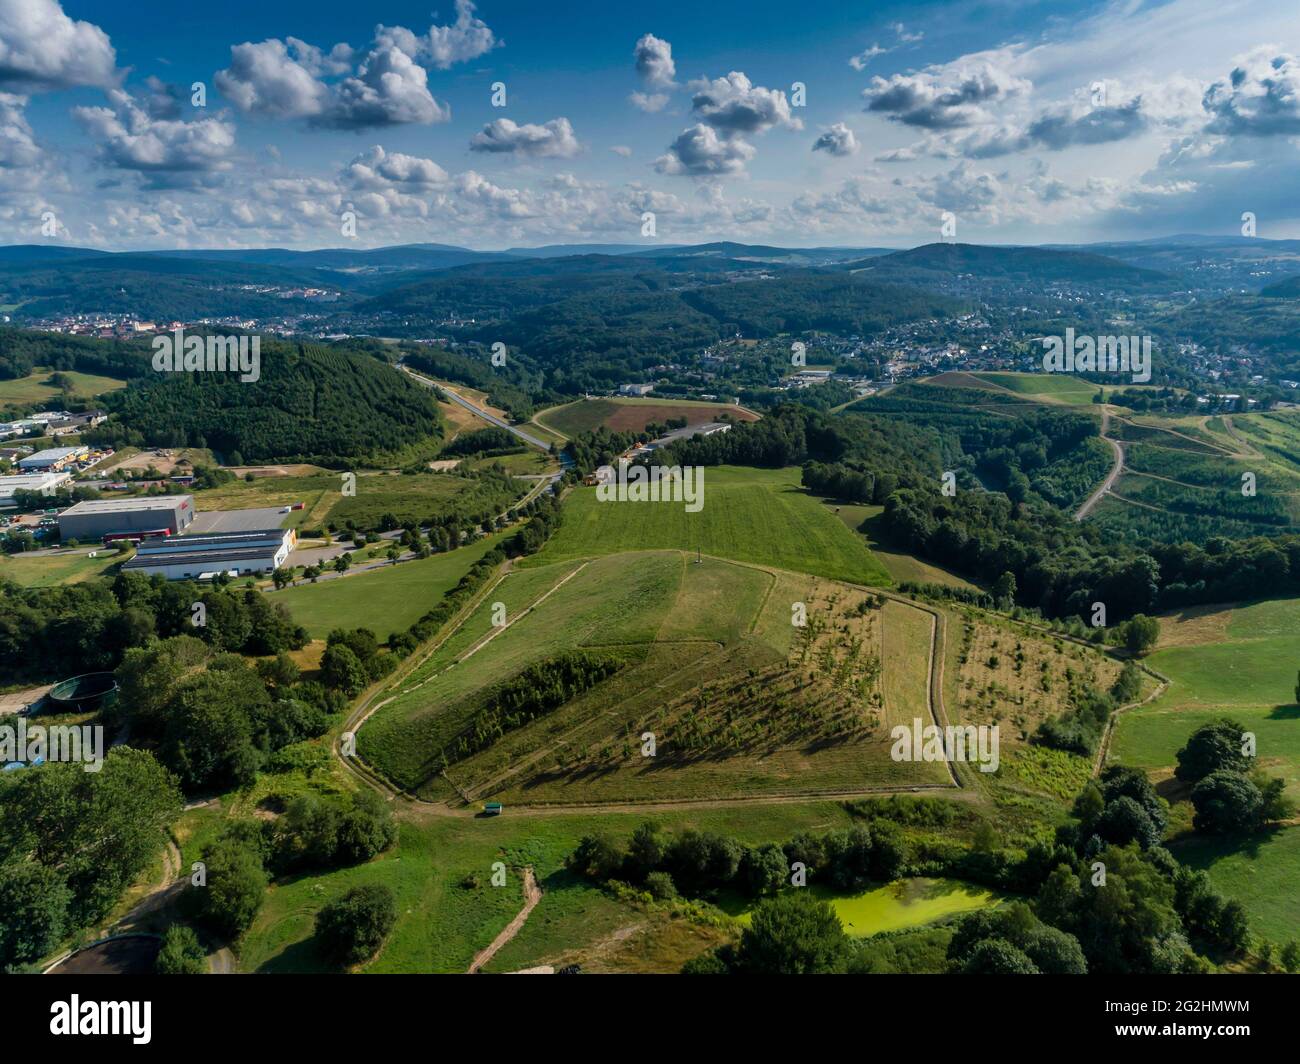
[315, 885, 397, 967]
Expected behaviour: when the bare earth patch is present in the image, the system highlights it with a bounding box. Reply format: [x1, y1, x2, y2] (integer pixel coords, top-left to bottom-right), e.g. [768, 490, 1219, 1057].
[1155, 604, 1233, 649]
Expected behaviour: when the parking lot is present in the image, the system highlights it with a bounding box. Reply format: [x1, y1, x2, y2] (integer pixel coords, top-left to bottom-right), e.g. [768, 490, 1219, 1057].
[187, 506, 291, 534]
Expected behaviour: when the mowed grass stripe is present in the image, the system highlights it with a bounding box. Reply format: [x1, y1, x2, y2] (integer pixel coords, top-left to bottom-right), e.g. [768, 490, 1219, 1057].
[527, 465, 891, 586]
[880, 600, 938, 731]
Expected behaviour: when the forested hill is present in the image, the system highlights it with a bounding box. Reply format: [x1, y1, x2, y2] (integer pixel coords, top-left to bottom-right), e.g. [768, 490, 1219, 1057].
[0, 257, 357, 321]
[92, 343, 441, 466]
[852, 243, 1174, 291]
[1261, 274, 1300, 298]
[0, 326, 154, 382]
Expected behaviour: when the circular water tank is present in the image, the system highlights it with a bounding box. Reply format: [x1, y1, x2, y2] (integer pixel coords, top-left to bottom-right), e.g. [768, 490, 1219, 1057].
[44, 672, 119, 714]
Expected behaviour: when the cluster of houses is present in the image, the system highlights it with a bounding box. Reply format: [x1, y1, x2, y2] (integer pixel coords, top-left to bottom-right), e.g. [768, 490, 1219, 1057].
[0, 410, 106, 441]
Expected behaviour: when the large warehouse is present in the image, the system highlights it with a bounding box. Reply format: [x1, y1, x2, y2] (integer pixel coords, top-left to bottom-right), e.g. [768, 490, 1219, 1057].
[57, 495, 196, 541]
[0, 472, 72, 509]
[121, 528, 295, 581]
[17, 446, 90, 472]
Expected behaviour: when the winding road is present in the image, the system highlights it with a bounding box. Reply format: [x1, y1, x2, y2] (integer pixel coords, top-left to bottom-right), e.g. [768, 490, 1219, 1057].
[1075, 407, 1125, 521]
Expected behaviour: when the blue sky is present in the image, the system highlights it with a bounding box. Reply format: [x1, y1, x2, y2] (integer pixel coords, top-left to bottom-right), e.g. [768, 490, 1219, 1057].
[2, 0, 1299, 249]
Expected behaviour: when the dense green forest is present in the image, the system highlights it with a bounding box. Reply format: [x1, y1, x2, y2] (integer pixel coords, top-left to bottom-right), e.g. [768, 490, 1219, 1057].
[90, 342, 442, 465]
[857, 243, 1174, 288]
[0, 327, 152, 382]
[852, 383, 1110, 509]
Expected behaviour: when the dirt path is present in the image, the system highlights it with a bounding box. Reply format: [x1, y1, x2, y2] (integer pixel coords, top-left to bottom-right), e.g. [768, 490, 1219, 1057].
[1076, 407, 1125, 520]
[456, 562, 588, 664]
[1092, 665, 1171, 777]
[468, 867, 541, 973]
[1219, 414, 1266, 460]
[101, 839, 183, 939]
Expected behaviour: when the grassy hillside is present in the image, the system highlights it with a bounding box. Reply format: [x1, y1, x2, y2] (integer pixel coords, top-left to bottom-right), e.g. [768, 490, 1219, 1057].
[1111, 599, 1300, 797]
[534, 396, 758, 439]
[840, 503, 979, 590]
[358, 550, 948, 804]
[1111, 597, 1300, 942]
[526, 465, 892, 586]
[968, 372, 1101, 405]
[0, 366, 127, 408]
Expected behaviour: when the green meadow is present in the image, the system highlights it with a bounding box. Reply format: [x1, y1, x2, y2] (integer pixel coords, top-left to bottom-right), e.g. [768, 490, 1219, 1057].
[842, 502, 979, 589]
[271, 533, 507, 640]
[0, 367, 128, 409]
[1172, 827, 1300, 944]
[527, 465, 892, 586]
[0, 548, 122, 587]
[1111, 597, 1300, 943]
[969, 372, 1100, 405]
[1111, 598, 1300, 798]
[236, 800, 862, 974]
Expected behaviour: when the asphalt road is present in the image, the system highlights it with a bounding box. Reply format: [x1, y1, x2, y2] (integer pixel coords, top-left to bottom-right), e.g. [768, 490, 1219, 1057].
[401, 366, 553, 451]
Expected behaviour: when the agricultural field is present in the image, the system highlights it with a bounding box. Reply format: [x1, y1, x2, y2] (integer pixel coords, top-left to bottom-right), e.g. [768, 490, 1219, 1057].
[0, 366, 128, 408]
[533, 396, 759, 439]
[271, 533, 508, 640]
[526, 465, 892, 586]
[953, 613, 1126, 739]
[357, 550, 950, 806]
[945, 609, 1135, 799]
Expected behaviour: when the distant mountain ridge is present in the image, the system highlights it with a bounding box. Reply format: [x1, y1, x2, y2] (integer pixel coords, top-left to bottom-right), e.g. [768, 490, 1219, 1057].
[0, 236, 1292, 321]
[860, 242, 1172, 284]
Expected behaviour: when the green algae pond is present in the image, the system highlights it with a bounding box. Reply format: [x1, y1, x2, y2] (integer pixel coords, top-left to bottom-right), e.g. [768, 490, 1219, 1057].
[726, 877, 1004, 937]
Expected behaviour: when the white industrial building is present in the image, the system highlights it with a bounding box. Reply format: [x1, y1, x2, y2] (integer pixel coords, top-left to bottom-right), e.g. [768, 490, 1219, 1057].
[17, 446, 90, 472]
[121, 528, 295, 581]
[0, 472, 72, 509]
